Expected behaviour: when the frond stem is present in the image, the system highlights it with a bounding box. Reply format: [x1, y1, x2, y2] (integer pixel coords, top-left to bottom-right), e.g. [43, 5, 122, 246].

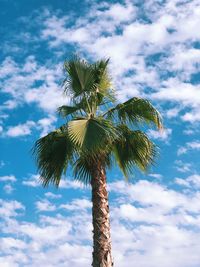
[84, 92, 92, 115]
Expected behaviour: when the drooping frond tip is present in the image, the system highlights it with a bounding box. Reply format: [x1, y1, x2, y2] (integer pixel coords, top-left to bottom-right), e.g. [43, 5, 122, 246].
[113, 125, 158, 179]
[104, 97, 163, 130]
[32, 127, 74, 187]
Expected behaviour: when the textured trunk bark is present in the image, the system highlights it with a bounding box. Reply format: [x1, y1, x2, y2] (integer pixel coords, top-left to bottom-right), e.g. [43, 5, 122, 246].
[91, 162, 113, 267]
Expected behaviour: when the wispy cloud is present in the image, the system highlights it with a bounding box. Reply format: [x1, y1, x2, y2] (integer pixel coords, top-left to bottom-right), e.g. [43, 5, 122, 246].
[175, 174, 200, 189]
[35, 199, 56, 212]
[1, 115, 57, 138]
[6, 121, 36, 137]
[0, 56, 68, 113]
[45, 192, 62, 199]
[3, 184, 15, 194]
[0, 175, 16, 182]
[147, 128, 172, 142]
[22, 174, 40, 187]
[178, 141, 200, 155]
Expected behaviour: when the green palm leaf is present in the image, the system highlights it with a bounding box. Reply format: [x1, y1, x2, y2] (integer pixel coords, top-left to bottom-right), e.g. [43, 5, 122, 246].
[73, 153, 112, 184]
[113, 124, 157, 178]
[63, 57, 116, 114]
[73, 156, 94, 185]
[68, 117, 119, 154]
[32, 126, 74, 187]
[57, 105, 80, 118]
[63, 57, 96, 98]
[104, 97, 162, 129]
[92, 59, 115, 102]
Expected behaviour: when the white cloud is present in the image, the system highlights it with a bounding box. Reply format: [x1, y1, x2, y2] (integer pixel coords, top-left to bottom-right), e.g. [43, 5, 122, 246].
[162, 46, 200, 80]
[177, 147, 187, 156]
[0, 99, 18, 110]
[3, 184, 14, 194]
[98, 2, 136, 23]
[37, 115, 57, 137]
[45, 192, 62, 199]
[181, 110, 200, 122]
[59, 179, 86, 190]
[22, 174, 40, 187]
[6, 120, 36, 137]
[0, 57, 19, 78]
[166, 107, 180, 118]
[0, 175, 15, 194]
[187, 142, 200, 150]
[175, 160, 192, 173]
[3, 115, 57, 138]
[25, 82, 69, 112]
[60, 198, 91, 211]
[0, 175, 16, 182]
[175, 177, 190, 187]
[0, 237, 26, 251]
[35, 199, 56, 212]
[0, 199, 25, 218]
[178, 141, 200, 155]
[22, 175, 86, 190]
[148, 173, 163, 179]
[148, 128, 172, 142]
[175, 174, 200, 189]
[0, 56, 68, 113]
[151, 79, 200, 109]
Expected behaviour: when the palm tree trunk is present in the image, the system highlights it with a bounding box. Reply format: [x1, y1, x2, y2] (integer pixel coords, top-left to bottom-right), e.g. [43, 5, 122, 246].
[91, 161, 113, 267]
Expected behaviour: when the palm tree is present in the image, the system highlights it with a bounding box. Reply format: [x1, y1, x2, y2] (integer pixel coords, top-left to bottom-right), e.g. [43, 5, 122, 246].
[32, 57, 162, 267]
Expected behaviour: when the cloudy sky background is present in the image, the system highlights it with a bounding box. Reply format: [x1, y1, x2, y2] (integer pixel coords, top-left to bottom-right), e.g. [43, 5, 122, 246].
[1, 0, 200, 266]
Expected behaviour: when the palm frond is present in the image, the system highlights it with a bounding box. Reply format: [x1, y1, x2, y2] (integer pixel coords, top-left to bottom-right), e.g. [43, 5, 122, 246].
[63, 57, 115, 114]
[113, 124, 158, 178]
[73, 156, 94, 185]
[73, 153, 112, 185]
[104, 97, 163, 129]
[68, 117, 119, 154]
[57, 105, 80, 118]
[32, 126, 74, 187]
[63, 57, 96, 98]
[93, 59, 116, 104]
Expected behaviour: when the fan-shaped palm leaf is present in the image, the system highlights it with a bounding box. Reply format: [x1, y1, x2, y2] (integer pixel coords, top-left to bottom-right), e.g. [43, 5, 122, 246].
[63, 57, 96, 99]
[32, 126, 74, 187]
[68, 117, 119, 154]
[104, 97, 162, 129]
[57, 105, 80, 118]
[92, 59, 115, 101]
[113, 124, 157, 177]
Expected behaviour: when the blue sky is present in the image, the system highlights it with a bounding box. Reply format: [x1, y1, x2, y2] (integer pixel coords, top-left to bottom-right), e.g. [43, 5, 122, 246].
[1, 0, 200, 266]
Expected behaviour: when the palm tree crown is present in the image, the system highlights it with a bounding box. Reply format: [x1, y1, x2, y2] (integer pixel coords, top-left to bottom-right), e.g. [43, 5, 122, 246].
[33, 57, 162, 187]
